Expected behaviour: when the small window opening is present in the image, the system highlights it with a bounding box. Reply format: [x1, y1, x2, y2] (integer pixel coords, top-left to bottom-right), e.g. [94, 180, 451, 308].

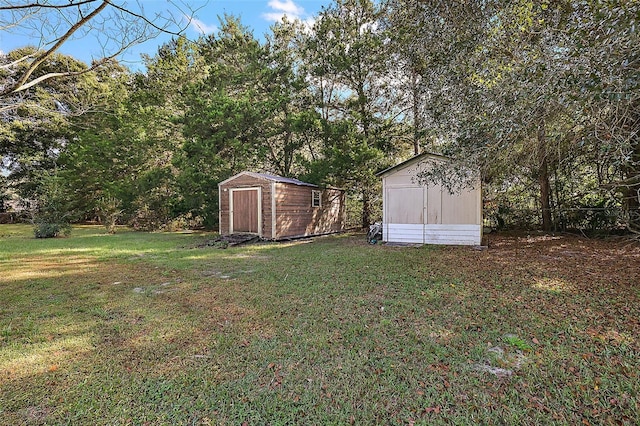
[312, 190, 321, 207]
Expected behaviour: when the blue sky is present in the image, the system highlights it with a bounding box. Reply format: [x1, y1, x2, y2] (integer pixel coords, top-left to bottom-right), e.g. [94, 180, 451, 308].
[0, 0, 331, 71]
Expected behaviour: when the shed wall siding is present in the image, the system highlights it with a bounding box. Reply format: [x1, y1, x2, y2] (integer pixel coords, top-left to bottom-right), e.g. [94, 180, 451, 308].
[441, 188, 481, 225]
[383, 224, 424, 243]
[426, 184, 442, 224]
[381, 157, 482, 246]
[383, 224, 481, 245]
[385, 187, 424, 224]
[424, 224, 481, 245]
[274, 184, 345, 239]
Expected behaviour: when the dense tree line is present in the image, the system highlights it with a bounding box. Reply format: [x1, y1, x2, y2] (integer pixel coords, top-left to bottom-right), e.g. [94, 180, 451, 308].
[1, 0, 638, 236]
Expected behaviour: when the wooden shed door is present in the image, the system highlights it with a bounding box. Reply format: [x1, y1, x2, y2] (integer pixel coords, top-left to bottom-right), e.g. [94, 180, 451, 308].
[231, 189, 260, 234]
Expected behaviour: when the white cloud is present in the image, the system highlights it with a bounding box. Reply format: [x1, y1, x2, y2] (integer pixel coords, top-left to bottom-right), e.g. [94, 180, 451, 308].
[301, 16, 316, 32]
[263, 12, 288, 22]
[269, 0, 305, 15]
[187, 16, 217, 34]
[262, 0, 306, 22]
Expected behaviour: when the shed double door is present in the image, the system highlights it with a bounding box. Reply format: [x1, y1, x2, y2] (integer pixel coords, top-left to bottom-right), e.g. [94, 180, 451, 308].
[231, 188, 260, 234]
[383, 185, 441, 244]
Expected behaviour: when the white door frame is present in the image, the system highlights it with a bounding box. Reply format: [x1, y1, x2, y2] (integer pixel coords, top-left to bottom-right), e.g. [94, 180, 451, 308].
[229, 187, 262, 236]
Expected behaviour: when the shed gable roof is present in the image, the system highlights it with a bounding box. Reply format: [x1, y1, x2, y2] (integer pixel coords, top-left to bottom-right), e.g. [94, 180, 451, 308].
[376, 152, 450, 178]
[219, 171, 318, 188]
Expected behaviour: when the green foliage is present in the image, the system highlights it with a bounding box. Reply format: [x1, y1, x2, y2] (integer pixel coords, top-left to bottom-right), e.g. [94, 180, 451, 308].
[261, 19, 319, 177]
[503, 335, 532, 352]
[1, 48, 93, 186]
[96, 196, 122, 234]
[57, 58, 185, 231]
[0, 176, 9, 213]
[31, 172, 72, 238]
[384, 0, 639, 233]
[3, 1, 639, 235]
[33, 221, 71, 239]
[302, 0, 402, 226]
[177, 16, 324, 228]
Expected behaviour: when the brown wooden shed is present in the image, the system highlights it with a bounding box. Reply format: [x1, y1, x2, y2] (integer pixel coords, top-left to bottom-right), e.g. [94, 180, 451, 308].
[218, 172, 346, 240]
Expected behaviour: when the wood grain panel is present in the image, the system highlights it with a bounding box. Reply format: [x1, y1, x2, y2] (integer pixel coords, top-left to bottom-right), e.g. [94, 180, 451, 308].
[232, 189, 258, 233]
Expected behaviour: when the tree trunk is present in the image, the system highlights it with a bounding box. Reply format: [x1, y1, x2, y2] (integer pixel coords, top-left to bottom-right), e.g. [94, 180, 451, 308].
[624, 185, 640, 233]
[361, 189, 371, 229]
[411, 69, 421, 155]
[623, 130, 640, 233]
[537, 123, 552, 232]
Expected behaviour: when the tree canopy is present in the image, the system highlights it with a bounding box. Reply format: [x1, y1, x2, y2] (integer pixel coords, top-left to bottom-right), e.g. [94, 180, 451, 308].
[1, 0, 638, 235]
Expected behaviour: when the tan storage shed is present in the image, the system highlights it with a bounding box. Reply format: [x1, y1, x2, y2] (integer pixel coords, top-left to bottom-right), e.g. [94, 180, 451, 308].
[218, 172, 345, 240]
[378, 153, 482, 245]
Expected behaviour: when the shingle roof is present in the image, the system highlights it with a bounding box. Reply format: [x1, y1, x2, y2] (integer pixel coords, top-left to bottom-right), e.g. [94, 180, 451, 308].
[218, 171, 319, 188]
[248, 172, 318, 187]
[376, 152, 450, 177]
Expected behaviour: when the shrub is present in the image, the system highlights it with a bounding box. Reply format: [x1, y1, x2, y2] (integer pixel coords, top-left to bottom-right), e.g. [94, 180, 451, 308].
[31, 172, 74, 238]
[97, 196, 123, 234]
[34, 221, 72, 238]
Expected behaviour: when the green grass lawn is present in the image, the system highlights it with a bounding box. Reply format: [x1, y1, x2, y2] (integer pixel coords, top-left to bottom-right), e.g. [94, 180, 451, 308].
[1, 224, 638, 425]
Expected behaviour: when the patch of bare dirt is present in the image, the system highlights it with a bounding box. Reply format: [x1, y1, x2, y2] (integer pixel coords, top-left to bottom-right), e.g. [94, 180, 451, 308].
[23, 405, 50, 424]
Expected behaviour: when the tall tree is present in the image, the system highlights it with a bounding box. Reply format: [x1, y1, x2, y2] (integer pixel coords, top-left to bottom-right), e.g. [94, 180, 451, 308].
[57, 42, 206, 230]
[126, 37, 206, 228]
[1, 48, 96, 199]
[260, 18, 319, 177]
[383, 0, 488, 156]
[178, 16, 266, 227]
[568, 0, 640, 233]
[177, 16, 321, 228]
[55, 60, 137, 225]
[469, 0, 577, 231]
[305, 0, 399, 227]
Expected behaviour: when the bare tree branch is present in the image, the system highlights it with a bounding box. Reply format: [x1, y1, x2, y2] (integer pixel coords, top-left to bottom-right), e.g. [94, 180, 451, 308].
[0, 0, 202, 103]
[1, 0, 109, 96]
[0, 53, 36, 69]
[0, 0, 98, 11]
[107, 1, 187, 38]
